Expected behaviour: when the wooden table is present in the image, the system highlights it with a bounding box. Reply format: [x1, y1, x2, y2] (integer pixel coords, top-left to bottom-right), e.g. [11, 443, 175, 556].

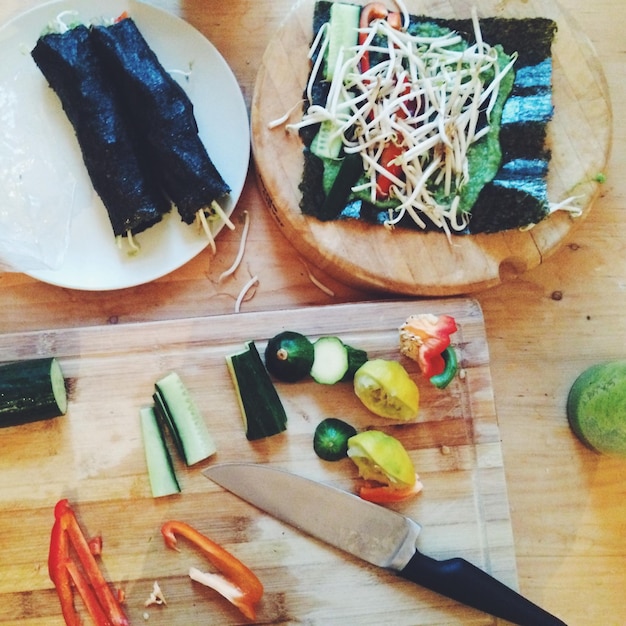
[0, 1, 624, 624]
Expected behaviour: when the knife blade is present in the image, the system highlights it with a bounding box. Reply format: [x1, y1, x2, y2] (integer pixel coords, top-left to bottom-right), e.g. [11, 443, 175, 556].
[203, 463, 567, 626]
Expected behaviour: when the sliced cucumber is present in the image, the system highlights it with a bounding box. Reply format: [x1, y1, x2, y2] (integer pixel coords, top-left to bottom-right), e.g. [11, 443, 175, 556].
[310, 122, 344, 160]
[310, 336, 349, 385]
[310, 3, 360, 160]
[140, 406, 181, 498]
[227, 341, 288, 440]
[0, 357, 67, 427]
[153, 372, 217, 466]
[318, 152, 363, 220]
[325, 1, 360, 81]
[313, 417, 357, 461]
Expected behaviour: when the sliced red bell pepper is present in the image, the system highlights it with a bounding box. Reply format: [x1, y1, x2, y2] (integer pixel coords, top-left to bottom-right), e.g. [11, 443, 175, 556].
[358, 474, 423, 503]
[48, 499, 129, 626]
[48, 516, 81, 626]
[400, 314, 458, 378]
[377, 142, 404, 199]
[358, 7, 416, 200]
[88, 535, 103, 557]
[161, 520, 263, 620]
[358, 3, 389, 74]
[65, 560, 111, 626]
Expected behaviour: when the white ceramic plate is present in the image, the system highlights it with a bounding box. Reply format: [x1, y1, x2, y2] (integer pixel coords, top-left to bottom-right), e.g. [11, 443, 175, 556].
[0, 0, 249, 290]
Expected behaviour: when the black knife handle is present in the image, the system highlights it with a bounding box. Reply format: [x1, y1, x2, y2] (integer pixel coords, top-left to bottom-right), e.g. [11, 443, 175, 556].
[398, 550, 567, 626]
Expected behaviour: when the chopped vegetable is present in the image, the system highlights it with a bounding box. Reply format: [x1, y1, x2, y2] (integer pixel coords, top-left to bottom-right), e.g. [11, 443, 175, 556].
[227, 341, 288, 440]
[399, 314, 458, 378]
[310, 336, 349, 384]
[140, 406, 181, 498]
[48, 499, 129, 626]
[347, 430, 421, 502]
[429, 345, 459, 389]
[153, 372, 217, 466]
[358, 476, 423, 503]
[264, 331, 315, 382]
[353, 359, 419, 420]
[161, 520, 263, 620]
[87, 535, 103, 557]
[0, 357, 67, 427]
[325, 1, 361, 81]
[341, 344, 369, 382]
[144, 581, 167, 607]
[313, 417, 358, 461]
[309, 2, 361, 159]
[317, 152, 363, 221]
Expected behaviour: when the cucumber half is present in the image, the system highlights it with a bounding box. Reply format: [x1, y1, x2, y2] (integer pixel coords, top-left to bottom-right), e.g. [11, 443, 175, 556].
[153, 372, 217, 466]
[140, 406, 181, 498]
[0, 357, 67, 427]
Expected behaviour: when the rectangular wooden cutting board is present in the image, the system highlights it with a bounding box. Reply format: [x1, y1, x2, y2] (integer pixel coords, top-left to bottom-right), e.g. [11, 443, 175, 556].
[0, 299, 516, 625]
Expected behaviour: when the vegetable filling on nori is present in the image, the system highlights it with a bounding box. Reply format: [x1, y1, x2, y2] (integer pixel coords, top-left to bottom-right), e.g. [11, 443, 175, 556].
[299, 1, 558, 234]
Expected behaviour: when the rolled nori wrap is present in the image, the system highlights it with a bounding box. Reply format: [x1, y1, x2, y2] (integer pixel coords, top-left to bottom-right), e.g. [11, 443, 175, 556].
[31, 25, 171, 238]
[91, 17, 231, 225]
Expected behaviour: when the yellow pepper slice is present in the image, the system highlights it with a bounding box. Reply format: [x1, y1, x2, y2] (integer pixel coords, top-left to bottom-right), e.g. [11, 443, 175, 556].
[353, 359, 419, 420]
[347, 430, 417, 490]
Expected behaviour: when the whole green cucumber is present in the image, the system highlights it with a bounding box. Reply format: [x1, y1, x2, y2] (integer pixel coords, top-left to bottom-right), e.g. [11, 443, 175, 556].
[0, 357, 67, 427]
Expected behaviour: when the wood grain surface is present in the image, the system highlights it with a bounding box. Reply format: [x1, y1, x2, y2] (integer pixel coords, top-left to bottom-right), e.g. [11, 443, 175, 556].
[0, 299, 517, 625]
[251, 0, 612, 296]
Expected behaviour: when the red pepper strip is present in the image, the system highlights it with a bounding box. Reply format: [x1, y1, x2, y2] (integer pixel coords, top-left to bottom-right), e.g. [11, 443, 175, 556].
[358, 5, 410, 199]
[358, 3, 389, 73]
[161, 520, 263, 620]
[358, 474, 423, 503]
[377, 142, 404, 199]
[53, 499, 129, 626]
[88, 535, 103, 557]
[48, 517, 81, 626]
[402, 314, 458, 378]
[65, 560, 111, 626]
[386, 11, 402, 30]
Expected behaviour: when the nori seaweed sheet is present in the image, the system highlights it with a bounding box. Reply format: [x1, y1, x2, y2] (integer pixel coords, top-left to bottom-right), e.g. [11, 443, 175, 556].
[91, 18, 230, 225]
[300, 1, 558, 234]
[31, 25, 171, 238]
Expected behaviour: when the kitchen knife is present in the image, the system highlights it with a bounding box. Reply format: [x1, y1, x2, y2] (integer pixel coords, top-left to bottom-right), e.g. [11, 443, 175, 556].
[203, 463, 567, 626]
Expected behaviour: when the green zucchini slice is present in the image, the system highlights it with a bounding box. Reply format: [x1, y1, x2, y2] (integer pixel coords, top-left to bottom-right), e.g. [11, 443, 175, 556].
[313, 417, 358, 461]
[227, 341, 288, 440]
[310, 336, 349, 385]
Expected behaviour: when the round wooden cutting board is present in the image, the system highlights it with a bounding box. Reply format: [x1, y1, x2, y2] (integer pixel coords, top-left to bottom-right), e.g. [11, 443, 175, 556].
[251, 0, 612, 296]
